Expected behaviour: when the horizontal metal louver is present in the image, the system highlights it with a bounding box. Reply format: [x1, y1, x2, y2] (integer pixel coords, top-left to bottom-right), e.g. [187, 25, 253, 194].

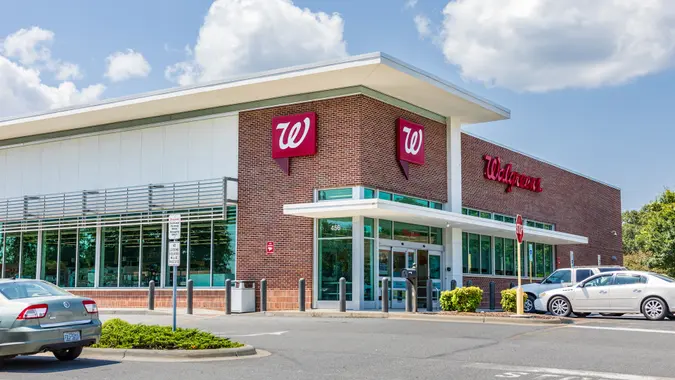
[0, 177, 237, 232]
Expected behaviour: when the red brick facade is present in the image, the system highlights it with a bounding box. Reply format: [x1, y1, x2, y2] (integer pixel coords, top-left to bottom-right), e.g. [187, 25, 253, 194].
[71, 289, 226, 311]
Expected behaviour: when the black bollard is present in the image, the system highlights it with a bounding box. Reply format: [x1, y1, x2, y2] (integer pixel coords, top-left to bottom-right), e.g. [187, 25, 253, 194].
[261, 279, 267, 312]
[466, 279, 473, 287]
[489, 281, 495, 311]
[382, 278, 389, 313]
[225, 279, 232, 315]
[299, 278, 306, 312]
[405, 281, 412, 312]
[450, 279, 457, 290]
[148, 280, 155, 311]
[426, 278, 433, 312]
[339, 277, 346, 312]
[187, 279, 194, 315]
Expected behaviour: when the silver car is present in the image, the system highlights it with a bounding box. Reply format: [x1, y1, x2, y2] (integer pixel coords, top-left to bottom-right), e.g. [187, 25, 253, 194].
[0, 279, 102, 366]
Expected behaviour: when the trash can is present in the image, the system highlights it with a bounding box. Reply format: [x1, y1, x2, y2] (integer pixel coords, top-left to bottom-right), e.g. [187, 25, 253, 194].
[231, 280, 256, 313]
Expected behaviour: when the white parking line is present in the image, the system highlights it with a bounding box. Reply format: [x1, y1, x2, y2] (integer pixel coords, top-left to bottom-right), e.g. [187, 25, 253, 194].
[216, 331, 288, 337]
[466, 362, 675, 380]
[570, 325, 675, 335]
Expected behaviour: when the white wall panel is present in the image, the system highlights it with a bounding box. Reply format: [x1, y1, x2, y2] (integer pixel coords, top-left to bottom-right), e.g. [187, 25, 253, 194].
[0, 113, 238, 199]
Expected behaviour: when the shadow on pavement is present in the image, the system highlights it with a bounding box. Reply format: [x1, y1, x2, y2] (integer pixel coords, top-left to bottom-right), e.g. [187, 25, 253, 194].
[1, 356, 119, 373]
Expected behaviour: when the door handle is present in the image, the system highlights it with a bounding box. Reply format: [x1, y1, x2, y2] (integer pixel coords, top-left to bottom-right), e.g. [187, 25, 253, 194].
[599, 290, 608, 294]
[633, 289, 642, 293]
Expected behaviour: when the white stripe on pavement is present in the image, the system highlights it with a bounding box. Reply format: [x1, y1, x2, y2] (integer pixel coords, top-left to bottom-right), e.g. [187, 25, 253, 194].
[217, 331, 288, 337]
[570, 325, 675, 335]
[465, 362, 675, 380]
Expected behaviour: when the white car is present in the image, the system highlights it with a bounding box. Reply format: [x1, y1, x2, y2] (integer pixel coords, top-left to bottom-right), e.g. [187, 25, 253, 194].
[520, 266, 626, 313]
[535, 271, 675, 320]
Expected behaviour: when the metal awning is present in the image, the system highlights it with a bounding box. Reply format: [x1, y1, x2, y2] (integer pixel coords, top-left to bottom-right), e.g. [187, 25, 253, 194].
[284, 199, 588, 245]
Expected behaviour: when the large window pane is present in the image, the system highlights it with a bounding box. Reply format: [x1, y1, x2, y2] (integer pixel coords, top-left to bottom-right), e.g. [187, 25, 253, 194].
[364, 239, 374, 301]
[41, 231, 59, 284]
[462, 232, 468, 273]
[535, 243, 545, 278]
[59, 230, 77, 287]
[430, 255, 441, 279]
[77, 228, 96, 287]
[393, 251, 406, 278]
[318, 239, 352, 301]
[166, 222, 188, 287]
[468, 233, 480, 274]
[120, 226, 140, 287]
[430, 227, 443, 245]
[213, 207, 236, 286]
[318, 188, 353, 201]
[319, 218, 352, 238]
[189, 221, 211, 287]
[4, 233, 20, 279]
[394, 222, 429, 243]
[364, 218, 374, 238]
[544, 245, 554, 276]
[21, 232, 38, 279]
[141, 224, 162, 287]
[392, 194, 429, 208]
[495, 237, 504, 275]
[378, 219, 392, 239]
[480, 235, 491, 274]
[100, 227, 120, 287]
[378, 248, 390, 277]
[504, 239, 515, 276]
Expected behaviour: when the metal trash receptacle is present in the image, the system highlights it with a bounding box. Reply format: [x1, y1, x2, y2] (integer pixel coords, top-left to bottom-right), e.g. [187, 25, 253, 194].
[232, 280, 256, 313]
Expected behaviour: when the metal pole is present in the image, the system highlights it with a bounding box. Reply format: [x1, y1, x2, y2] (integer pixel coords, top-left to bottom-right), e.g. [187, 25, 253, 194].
[172, 266, 177, 331]
[412, 278, 417, 313]
[489, 281, 495, 311]
[299, 278, 306, 312]
[426, 278, 433, 312]
[382, 278, 389, 313]
[187, 279, 193, 315]
[261, 279, 267, 312]
[450, 279, 457, 290]
[516, 242, 524, 315]
[148, 280, 155, 311]
[225, 279, 232, 315]
[339, 277, 346, 312]
[405, 281, 412, 312]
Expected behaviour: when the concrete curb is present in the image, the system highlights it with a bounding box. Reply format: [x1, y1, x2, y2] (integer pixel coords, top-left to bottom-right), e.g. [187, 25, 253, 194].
[99, 308, 224, 316]
[82, 345, 257, 360]
[263, 311, 572, 325]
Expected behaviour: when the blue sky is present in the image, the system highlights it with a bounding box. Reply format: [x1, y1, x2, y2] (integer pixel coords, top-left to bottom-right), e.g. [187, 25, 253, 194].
[1, 0, 674, 211]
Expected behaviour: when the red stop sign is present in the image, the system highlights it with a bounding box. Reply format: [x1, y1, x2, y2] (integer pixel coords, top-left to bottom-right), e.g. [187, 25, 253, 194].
[515, 214, 524, 243]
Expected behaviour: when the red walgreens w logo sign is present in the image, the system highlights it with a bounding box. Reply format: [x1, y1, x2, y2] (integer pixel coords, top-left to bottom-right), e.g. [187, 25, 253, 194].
[397, 118, 425, 179]
[272, 113, 317, 175]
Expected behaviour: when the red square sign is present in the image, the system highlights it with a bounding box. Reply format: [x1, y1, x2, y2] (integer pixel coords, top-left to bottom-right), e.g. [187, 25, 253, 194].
[272, 113, 317, 159]
[397, 118, 425, 165]
[266, 241, 274, 255]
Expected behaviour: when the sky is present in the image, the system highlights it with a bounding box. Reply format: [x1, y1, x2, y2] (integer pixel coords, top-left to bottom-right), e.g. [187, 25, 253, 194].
[1, 0, 674, 211]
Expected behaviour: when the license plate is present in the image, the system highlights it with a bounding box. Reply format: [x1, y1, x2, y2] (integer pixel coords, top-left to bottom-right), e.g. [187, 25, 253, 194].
[63, 331, 81, 342]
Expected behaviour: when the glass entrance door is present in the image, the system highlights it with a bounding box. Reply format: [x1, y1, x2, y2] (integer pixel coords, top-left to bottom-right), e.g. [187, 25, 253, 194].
[417, 250, 429, 309]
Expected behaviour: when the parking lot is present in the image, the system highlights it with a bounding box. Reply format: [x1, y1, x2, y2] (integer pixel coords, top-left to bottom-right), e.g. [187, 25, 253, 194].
[2, 313, 675, 379]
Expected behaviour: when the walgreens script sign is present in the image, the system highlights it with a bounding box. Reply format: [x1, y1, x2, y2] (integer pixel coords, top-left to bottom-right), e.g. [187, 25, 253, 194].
[397, 118, 425, 179]
[483, 155, 543, 193]
[272, 112, 317, 174]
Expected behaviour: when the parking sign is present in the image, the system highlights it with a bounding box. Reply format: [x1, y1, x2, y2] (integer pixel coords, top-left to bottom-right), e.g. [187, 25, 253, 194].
[168, 241, 180, 266]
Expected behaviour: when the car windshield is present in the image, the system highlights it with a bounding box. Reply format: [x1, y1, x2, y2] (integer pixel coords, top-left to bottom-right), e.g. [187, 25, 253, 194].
[652, 274, 675, 283]
[0, 281, 70, 300]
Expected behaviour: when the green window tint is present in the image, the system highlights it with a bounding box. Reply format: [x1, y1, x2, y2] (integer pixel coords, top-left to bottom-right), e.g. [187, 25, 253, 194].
[494, 215, 504, 222]
[429, 202, 443, 210]
[430, 227, 443, 245]
[213, 207, 236, 286]
[430, 255, 441, 280]
[364, 218, 374, 238]
[394, 222, 429, 243]
[504, 217, 515, 224]
[462, 232, 468, 273]
[526, 221, 536, 227]
[77, 228, 96, 287]
[462, 208, 468, 215]
[59, 230, 77, 287]
[318, 239, 352, 301]
[393, 194, 429, 208]
[141, 224, 162, 287]
[20, 232, 38, 279]
[544, 245, 554, 277]
[544, 224, 553, 231]
[318, 188, 353, 201]
[494, 237, 504, 275]
[41, 230, 58, 284]
[121, 226, 141, 287]
[188, 221, 211, 287]
[536, 222, 544, 229]
[378, 191, 393, 201]
[468, 233, 480, 274]
[524, 242, 533, 277]
[364, 188, 375, 199]
[480, 235, 491, 274]
[378, 219, 393, 239]
[364, 239, 374, 301]
[504, 239, 515, 276]
[4, 233, 20, 279]
[480, 212, 492, 219]
[468, 209, 480, 217]
[100, 227, 120, 287]
[378, 248, 391, 277]
[166, 222, 188, 287]
[535, 243, 545, 278]
[319, 218, 353, 238]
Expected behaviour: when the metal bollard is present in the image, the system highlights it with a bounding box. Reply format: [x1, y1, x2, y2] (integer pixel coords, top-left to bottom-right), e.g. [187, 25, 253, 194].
[299, 278, 306, 312]
[426, 279, 433, 312]
[187, 279, 194, 315]
[489, 281, 495, 311]
[510, 281, 516, 289]
[225, 279, 232, 315]
[148, 280, 155, 311]
[466, 279, 473, 287]
[450, 279, 457, 290]
[339, 277, 347, 312]
[382, 278, 389, 313]
[405, 281, 412, 312]
[261, 279, 267, 312]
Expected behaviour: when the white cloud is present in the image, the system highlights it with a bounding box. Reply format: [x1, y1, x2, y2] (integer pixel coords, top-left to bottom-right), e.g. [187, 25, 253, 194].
[165, 0, 348, 86]
[105, 49, 151, 82]
[414, 14, 431, 39]
[440, 0, 675, 92]
[0, 28, 105, 119]
[405, 0, 418, 9]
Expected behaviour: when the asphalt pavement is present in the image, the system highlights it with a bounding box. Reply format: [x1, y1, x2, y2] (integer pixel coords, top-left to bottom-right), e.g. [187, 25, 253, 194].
[2, 313, 675, 379]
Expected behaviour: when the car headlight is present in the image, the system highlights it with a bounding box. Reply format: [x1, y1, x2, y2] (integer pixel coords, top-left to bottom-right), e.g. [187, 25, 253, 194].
[539, 292, 547, 298]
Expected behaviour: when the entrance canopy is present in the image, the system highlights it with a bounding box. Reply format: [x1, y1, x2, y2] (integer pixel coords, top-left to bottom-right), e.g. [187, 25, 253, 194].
[284, 199, 588, 246]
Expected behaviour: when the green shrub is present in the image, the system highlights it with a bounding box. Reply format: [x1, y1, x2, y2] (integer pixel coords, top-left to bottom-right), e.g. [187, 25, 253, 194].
[451, 286, 483, 312]
[440, 289, 457, 311]
[93, 318, 243, 350]
[500, 289, 528, 312]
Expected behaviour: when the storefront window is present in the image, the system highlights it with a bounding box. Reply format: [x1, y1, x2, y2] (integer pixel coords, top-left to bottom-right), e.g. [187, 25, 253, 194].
[504, 238, 515, 276]
[430, 227, 443, 245]
[4, 233, 20, 279]
[379, 248, 390, 277]
[21, 232, 38, 279]
[213, 207, 237, 286]
[462, 232, 468, 273]
[468, 233, 480, 274]
[364, 218, 374, 238]
[379, 219, 393, 239]
[318, 219, 353, 301]
[430, 255, 441, 279]
[41, 230, 59, 284]
[141, 224, 162, 287]
[59, 230, 77, 287]
[480, 235, 491, 274]
[364, 239, 374, 302]
[100, 227, 120, 287]
[318, 188, 353, 201]
[495, 238, 504, 275]
[189, 221, 211, 287]
[121, 226, 141, 287]
[535, 242, 545, 278]
[77, 228, 96, 287]
[364, 188, 375, 199]
[394, 222, 429, 243]
[319, 218, 353, 239]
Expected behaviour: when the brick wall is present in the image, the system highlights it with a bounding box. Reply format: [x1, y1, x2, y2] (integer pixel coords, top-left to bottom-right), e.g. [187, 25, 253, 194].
[71, 289, 226, 311]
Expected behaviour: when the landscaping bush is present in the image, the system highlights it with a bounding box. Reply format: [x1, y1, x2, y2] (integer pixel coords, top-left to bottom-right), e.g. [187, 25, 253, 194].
[93, 318, 243, 350]
[500, 289, 528, 312]
[451, 286, 483, 312]
[440, 289, 457, 311]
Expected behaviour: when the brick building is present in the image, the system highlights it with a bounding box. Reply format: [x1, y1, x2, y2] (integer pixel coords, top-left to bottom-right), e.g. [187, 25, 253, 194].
[0, 53, 621, 311]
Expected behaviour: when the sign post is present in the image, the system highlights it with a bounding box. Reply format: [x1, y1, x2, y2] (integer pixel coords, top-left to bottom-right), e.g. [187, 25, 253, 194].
[515, 215, 525, 315]
[528, 244, 533, 284]
[168, 214, 181, 332]
[570, 251, 575, 268]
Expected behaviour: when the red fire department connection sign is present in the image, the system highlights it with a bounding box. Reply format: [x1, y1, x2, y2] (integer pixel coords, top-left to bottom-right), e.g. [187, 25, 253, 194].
[397, 118, 425, 179]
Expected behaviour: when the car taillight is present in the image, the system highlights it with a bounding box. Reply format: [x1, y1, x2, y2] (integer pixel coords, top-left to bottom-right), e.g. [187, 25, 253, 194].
[82, 300, 98, 314]
[17, 304, 48, 320]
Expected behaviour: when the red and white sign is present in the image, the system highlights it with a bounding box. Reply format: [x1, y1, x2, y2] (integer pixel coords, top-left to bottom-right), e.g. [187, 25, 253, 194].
[482, 155, 543, 193]
[515, 214, 524, 244]
[397, 118, 425, 179]
[272, 113, 317, 159]
[266, 241, 275, 255]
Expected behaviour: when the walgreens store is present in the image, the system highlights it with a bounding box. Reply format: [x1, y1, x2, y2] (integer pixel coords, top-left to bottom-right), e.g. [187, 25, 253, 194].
[0, 53, 622, 310]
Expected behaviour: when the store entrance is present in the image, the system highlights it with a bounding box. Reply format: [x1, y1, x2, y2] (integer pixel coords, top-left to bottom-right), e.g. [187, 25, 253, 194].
[379, 246, 442, 310]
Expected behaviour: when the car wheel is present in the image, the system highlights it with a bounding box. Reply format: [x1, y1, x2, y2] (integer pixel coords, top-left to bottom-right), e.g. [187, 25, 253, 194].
[53, 346, 83, 361]
[667, 314, 675, 320]
[574, 312, 590, 318]
[524, 294, 536, 313]
[642, 297, 668, 321]
[549, 296, 572, 317]
[600, 313, 624, 317]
